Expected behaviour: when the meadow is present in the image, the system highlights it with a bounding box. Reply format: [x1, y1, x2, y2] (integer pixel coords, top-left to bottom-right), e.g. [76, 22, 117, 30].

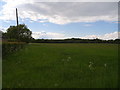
[2, 43, 118, 88]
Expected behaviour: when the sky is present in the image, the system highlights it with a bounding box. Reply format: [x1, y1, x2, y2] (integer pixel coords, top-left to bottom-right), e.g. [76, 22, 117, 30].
[0, 0, 119, 40]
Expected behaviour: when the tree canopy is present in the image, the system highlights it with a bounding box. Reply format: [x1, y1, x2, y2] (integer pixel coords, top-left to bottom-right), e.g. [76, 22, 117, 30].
[6, 24, 32, 43]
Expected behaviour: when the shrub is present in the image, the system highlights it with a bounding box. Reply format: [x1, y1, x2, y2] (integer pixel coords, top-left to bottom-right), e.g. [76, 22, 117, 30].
[2, 42, 26, 59]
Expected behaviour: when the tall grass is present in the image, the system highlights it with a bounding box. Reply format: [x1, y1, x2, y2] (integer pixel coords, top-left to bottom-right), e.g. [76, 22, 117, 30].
[3, 43, 118, 88]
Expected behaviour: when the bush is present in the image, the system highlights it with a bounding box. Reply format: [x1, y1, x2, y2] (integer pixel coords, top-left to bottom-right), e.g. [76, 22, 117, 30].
[2, 42, 26, 58]
[6, 24, 32, 43]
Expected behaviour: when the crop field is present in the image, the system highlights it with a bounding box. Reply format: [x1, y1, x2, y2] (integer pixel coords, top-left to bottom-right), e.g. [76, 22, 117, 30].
[2, 43, 118, 88]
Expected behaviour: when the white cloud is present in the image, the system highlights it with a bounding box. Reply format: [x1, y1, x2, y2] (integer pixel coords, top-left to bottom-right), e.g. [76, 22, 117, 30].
[0, 0, 33, 21]
[42, 23, 48, 26]
[32, 31, 65, 39]
[0, 1, 118, 24]
[84, 24, 92, 27]
[32, 31, 119, 40]
[80, 31, 119, 40]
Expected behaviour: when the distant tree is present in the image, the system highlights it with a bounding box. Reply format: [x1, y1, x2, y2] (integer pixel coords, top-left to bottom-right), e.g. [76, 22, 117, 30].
[6, 24, 32, 43]
[114, 39, 120, 43]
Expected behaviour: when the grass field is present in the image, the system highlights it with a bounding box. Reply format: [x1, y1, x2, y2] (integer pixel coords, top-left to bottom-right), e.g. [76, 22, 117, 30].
[3, 43, 118, 88]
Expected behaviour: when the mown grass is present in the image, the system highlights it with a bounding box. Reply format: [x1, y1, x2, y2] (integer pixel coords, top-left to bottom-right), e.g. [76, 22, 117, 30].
[3, 43, 118, 88]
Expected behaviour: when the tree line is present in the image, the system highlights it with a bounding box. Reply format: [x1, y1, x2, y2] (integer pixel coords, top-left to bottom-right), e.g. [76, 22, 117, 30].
[32, 38, 120, 44]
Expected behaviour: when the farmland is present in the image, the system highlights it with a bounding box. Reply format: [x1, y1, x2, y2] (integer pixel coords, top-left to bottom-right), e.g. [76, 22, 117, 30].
[2, 43, 118, 88]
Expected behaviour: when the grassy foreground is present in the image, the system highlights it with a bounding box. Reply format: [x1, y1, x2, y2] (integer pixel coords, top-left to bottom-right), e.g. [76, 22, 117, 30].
[3, 43, 118, 88]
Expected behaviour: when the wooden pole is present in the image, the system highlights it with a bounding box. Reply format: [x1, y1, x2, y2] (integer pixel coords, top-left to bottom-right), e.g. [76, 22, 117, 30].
[16, 8, 19, 26]
[16, 8, 20, 41]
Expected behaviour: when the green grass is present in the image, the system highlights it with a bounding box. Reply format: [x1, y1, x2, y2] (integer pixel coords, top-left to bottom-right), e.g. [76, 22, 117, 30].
[3, 43, 118, 88]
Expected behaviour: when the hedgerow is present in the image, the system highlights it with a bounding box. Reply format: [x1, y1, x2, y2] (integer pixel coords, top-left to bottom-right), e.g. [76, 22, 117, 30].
[2, 42, 26, 58]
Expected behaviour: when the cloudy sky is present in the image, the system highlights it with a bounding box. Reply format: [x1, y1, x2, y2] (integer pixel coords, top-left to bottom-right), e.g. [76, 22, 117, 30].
[0, 0, 119, 40]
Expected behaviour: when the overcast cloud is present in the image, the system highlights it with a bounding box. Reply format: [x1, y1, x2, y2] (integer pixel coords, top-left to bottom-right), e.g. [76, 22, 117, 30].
[0, 0, 118, 24]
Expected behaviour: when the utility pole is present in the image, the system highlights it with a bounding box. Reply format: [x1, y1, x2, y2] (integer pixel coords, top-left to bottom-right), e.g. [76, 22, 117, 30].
[16, 8, 20, 41]
[16, 8, 19, 26]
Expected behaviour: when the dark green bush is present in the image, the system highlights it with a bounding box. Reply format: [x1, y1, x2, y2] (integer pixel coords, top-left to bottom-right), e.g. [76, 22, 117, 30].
[2, 42, 26, 58]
